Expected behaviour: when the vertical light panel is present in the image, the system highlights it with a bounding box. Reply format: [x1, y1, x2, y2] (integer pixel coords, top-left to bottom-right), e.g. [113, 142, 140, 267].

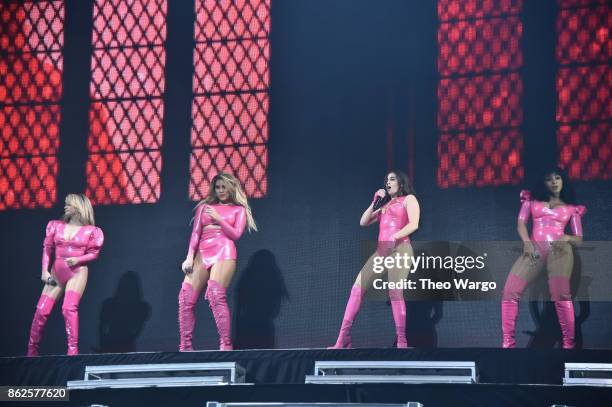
[0, 1, 64, 210]
[86, 0, 167, 205]
[437, 0, 524, 188]
[190, 0, 270, 200]
[556, 0, 611, 180]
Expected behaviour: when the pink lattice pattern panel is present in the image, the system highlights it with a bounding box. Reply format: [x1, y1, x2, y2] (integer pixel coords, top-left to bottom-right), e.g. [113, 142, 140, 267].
[439, 17, 522, 76]
[90, 47, 166, 99]
[557, 65, 612, 123]
[437, 130, 523, 188]
[438, 0, 522, 21]
[0, 1, 64, 52]
[190, 145, 267, 199]
[438, 73, 522, 131]
[557, 6, 612, 65]
[558, 0, 610, 8]
[92, 0, 167, 48]
[0, 52, 63, 103]
[0, 104, 60, 157]
[191, 93, 268, 147]
[194, 0, 270, 42]
[193, 40, 269, 94]
[85, 151, 161, 205]
[0, 156, 57, 209]
[558, 123, 612, 180]
[88, 100, 163, 152]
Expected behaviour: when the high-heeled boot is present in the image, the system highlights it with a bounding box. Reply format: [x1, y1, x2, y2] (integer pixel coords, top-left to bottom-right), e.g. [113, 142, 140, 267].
[178, 282, 197, 351]
[501, 273, 528, 348]
[389, 289, 407, 348]
[328, 285, 364, 349]
[62, 290, 81, 356]
[27, 295, 56, 357]
[549, 276, 575, 349]
[205, 280, 233, 351]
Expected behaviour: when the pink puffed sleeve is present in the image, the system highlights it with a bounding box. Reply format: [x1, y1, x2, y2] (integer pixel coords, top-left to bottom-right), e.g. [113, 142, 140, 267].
[517, 190, 532, 223]
[73, 227, 104, 267]
[218, 206, 247, 241]
[41, 220, 57, 272]
[570, 205, 586, 237]
[187, 204, 204, 258]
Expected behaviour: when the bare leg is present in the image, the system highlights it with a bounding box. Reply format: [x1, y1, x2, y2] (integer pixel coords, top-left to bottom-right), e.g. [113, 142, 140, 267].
[501, 256, 544, 348]
[26, 281, 65, 356]
[206, 260, 236, 350]
[62, 267, 88, 355]
[179, 253, 207, 351]
[388, 243, 412, 348]
[547, 243, 575, 349]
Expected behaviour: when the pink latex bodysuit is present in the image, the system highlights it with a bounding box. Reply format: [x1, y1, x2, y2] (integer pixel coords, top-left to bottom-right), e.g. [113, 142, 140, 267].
[187, 204, 247, 269]
[502, 190, 586, 349]
[43, 220, 105, 285]
[377, 196, 410, 254]
[27, 220, 104, 357]
[517, 190, 585, 258]
[179, 203, 247, 352]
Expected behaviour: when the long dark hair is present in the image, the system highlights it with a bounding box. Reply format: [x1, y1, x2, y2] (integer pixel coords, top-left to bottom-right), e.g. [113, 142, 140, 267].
[530, 167, 577, 204]
[385, 170, 415, 197]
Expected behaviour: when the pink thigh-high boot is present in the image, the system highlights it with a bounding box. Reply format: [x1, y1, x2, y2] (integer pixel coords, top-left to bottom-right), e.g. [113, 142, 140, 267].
[205, 280, 233, 351]
[27, 295, 57, 356]
[501, 273, 528, 348]
[178, 282, 198, 351]
[389, 289, 407, 348]
[549, 276, 575, 349]
[62, 290, 81, 356]
[328, 285, 365, 349]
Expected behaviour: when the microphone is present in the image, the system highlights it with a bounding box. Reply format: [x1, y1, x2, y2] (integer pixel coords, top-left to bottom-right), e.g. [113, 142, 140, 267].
[373, 191, 389, 211]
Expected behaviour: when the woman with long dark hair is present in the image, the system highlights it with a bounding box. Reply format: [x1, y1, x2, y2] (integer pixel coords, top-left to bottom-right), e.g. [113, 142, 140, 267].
[501, 167, 586, 349]
[27, 194, 104, 356]
[329, 171, 420, 348]
[179, 173, 257, 351]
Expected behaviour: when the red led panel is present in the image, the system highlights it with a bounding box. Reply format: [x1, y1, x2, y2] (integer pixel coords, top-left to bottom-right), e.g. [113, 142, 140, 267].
[0, 105, 60, 158]
[194, 0, 270, 42]
[438, 17, 522, 76]
[85, 151, 161, 205]
[92, 0, 167, 48]
[438, 73, 523, 132]
[557, 6, 612, 65]
[438, 0, 522, 21]
[0, 156, 58, 210]
[87, 0, 167, 205]
[191, 93, 268, 147]
[190, 145, 267, 200]
[557, 65, 611, 123]
[193, 40, 269, 94]
[557, 123, 611, 180]
[0, 1, 64, 210]
[437, 130, 523, 188]
[557, 0, 610, 8]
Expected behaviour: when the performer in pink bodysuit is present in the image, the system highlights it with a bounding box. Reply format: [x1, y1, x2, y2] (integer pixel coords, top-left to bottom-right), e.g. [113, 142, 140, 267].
[501, 168, 585, 349]
[329, 171, 420, 349]
[179, 173, 257, 351]
[27, 194, 104, 356]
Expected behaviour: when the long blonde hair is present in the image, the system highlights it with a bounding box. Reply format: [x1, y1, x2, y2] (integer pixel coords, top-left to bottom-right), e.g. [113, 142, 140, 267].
[196, 172, 257, 232]
[62, 193, 95, 226]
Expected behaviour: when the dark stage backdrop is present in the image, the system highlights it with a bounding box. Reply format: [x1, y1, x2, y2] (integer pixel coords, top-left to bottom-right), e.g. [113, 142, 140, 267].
[0, 0, 610, 356]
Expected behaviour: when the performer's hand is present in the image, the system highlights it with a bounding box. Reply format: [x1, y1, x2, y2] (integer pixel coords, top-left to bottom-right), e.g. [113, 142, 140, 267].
[41, 270, 51, 284]
[66, 257, 78, 267]
[374, 189, 386, 200]
[205, 205, 221, 222]
[522, 241, 538, 260]
[182, 257, 193, 274]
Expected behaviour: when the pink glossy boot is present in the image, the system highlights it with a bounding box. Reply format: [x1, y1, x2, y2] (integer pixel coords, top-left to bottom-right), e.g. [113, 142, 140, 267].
[62, 290, 81, 356]
[389, 289, 407, 348]
[549, 276, 575, 349]
[178, 282, 197, 351]
[205, 280, 233, 351]
[27, 295, 56, 357]
[328, 285, 364, 349]
[501, 274, 528, 348]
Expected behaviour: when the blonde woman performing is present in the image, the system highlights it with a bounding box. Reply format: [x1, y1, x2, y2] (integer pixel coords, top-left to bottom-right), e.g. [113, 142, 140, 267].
[179, 173, 257, 351]
[329, 171, 420, 349]
[27, 194, 104, 356]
